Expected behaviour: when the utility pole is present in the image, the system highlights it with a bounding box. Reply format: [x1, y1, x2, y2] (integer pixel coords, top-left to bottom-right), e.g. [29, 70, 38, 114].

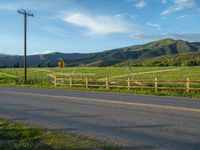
[18, 9, 33, 83]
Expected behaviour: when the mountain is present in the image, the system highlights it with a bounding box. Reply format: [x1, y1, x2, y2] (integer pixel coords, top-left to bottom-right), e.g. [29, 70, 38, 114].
[191, 42, 200, 49]
[0, 52, 92, 68]
[115, 51, 200, 67]
[0, 38, 200, 67]
[78, 38, 200, 66]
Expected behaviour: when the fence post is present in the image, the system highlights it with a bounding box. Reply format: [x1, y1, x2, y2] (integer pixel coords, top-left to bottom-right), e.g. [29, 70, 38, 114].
[86, 76, 88, 88]
[69, 76, 72, 87]
[106, 77, 109, 90]
[61, 70, 63, 88]
[155, 77, 158, 92]
[186, 77, 190, 92]
[127, 78, 130, 90]
[54, 76, 57, 87]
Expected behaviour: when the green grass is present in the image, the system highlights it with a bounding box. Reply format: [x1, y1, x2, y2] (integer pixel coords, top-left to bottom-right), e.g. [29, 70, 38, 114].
[0, 67, 200, 98]
[1, 66, 200, 80]
[0, 120, 117, 150]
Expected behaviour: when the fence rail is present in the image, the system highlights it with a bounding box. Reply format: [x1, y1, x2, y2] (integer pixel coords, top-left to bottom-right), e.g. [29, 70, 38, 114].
[49, 75, 200, 92]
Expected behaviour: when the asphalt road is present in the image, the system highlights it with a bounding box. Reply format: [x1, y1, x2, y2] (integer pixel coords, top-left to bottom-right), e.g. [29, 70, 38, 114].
[0, 86, 199, 150]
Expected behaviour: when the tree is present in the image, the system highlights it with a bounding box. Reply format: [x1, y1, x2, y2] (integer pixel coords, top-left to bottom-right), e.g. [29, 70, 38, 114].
[13, 61, 20, 68]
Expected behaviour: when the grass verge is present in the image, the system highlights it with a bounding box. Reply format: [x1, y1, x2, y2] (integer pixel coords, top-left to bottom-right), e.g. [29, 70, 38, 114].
[0, 82, 199, 99]
[0, 120, 117, 150]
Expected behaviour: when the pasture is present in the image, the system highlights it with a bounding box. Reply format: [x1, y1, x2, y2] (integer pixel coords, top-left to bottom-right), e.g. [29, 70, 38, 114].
[0, 67, 200, 97]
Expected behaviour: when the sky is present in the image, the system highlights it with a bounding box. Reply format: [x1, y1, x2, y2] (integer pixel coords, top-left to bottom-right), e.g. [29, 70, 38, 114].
[0, 0, 199, 55]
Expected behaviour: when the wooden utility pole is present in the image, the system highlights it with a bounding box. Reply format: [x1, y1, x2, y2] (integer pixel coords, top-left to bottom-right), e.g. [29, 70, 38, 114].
[18, 9, 33, 83]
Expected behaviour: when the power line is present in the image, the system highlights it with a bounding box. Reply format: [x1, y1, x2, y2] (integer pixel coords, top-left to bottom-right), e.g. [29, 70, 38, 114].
[18, 9, 33, 83]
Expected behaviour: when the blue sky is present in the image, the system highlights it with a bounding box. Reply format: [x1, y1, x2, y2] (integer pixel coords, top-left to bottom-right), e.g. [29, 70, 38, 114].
[0, 0, 199, 55]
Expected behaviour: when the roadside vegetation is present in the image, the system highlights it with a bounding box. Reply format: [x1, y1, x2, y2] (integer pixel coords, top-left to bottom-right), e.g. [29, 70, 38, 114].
[0, 119, 117, 150]
[0, 67, 200, 98]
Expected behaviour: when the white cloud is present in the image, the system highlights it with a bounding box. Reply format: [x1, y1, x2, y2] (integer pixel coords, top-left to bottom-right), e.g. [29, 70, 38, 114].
[135, 32, 200, 41]
[0, 3, 18, 10]
[0, 51, 5, 54]
[62, 12, 135, 35]
[114, 13, 128, 18]
[176, 15, 189, 19]
[161, 0, 197, 16]
[146, 22, 162, 30]
[161, 0, 167, 4]
[39, 26, 78, 39]
[176, 13, 200, 19]
[134, 0, 147, 9]
[0, 1, 52, 11]
[32, 50, 53, 55]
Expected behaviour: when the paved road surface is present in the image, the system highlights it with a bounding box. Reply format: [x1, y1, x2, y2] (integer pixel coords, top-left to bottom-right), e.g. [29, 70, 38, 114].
[0, 86, 199, 150]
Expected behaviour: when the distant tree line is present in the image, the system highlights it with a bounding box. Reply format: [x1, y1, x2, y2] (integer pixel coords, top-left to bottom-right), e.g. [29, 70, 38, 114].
[129, 60, 200, 67]
[12, 62, 55, 68]
[13, 61, 21, 68]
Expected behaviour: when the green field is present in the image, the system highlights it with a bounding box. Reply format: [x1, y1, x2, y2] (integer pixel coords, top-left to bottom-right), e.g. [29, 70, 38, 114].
[0, 67, 200, 97]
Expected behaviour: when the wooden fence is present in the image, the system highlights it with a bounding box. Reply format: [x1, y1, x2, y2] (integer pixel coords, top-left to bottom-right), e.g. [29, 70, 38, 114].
[49, 75, 200, 92]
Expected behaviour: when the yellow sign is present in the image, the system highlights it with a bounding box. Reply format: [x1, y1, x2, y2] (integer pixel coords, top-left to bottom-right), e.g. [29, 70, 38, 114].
[58, 59, 65, 70]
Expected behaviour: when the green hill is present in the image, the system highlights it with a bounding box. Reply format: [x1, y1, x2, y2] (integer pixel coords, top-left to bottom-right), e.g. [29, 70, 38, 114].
[0, 38, 200, 67]
[115, 51, 200, 67]
[63, 38, 200, 67]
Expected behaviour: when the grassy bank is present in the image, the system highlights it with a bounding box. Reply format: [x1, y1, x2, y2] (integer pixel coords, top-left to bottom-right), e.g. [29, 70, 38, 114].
[0, 120, 117, 150]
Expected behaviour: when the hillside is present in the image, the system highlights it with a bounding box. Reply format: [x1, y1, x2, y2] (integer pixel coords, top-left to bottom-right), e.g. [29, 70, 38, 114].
[0, 38, 200, 67]
[79, 38, 199, 66]
[115, 51, 200, 67]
